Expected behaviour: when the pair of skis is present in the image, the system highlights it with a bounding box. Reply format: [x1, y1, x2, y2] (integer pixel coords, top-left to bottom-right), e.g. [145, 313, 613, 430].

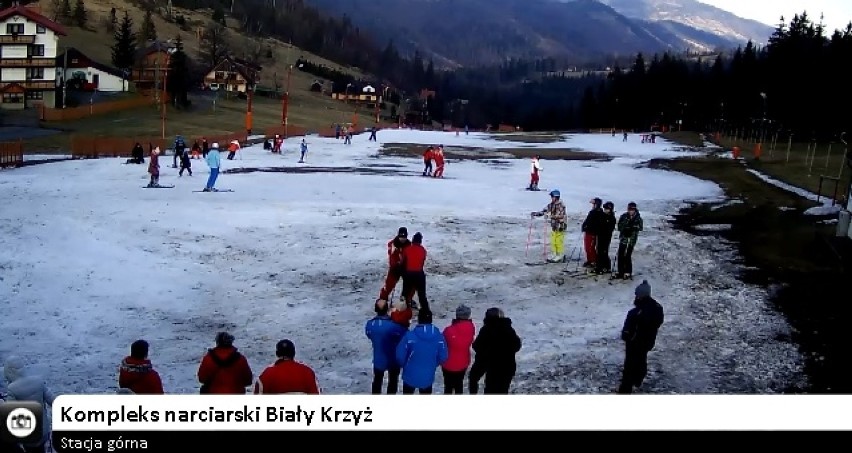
[142, 185, 233, 192]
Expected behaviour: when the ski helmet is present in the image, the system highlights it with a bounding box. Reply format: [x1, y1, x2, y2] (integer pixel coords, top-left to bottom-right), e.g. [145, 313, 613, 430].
[549, 190, 560, 198]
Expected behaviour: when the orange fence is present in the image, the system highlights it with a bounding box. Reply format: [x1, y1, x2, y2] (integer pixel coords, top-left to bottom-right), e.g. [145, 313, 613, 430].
[0, 141, 23, 168]
[70, 132, 248, 159]
[41, 92, 170, 122]
[264, 125, 309, 139]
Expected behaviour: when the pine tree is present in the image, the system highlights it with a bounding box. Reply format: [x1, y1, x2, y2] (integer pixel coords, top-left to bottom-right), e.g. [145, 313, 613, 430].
[60, 0, 72, 24]
[138, 9, 157, 47]
[167, 34, 191, 108]
[72, 0, 87, 28]
[112, 11, 137, 71]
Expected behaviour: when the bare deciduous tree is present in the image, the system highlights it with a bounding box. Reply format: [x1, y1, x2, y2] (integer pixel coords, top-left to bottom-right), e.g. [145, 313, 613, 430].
[200, 22, 230, 68]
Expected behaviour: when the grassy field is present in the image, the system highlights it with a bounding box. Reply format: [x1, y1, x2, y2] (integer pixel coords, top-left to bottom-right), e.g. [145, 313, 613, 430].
[664, 131, 850, 202]
[21, 0, 382, 152]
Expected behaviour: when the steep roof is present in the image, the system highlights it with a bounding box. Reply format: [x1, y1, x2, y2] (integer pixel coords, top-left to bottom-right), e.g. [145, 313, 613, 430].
[56, 47, 127, 79]
[205, 56, 261, 83]
[0, 4, 67, 35]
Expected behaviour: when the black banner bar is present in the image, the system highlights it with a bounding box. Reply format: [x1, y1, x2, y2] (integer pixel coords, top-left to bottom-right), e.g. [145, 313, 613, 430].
[47, 430, 846, 451]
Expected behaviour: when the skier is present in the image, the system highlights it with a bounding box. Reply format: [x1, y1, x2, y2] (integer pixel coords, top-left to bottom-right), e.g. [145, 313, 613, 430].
[299, 138, 308, 163]
[203, 142, 221, 192]
[178, 146, 192, 177]
[581, 197, 603, 268]
[369, 126, 377, 141]
[147, 147, 161, 187]
[623, 131, 628, 142]
[226, 140, 240, 160]
[432, 145, 445, 178]
[128, 142, 144, 164]
[201, 138, 209, 158]
[618, 280, 664, 394]
[335, 123, 342, 140]
[344, 125, 353, 145]
[379, 227, 410, 304]
[273, 134, 283, 154]
[530, 189, 568, 263]
[528, 155, 542, 190]
[400, 232, 428, 311]
[593, 201, 617, 275]
[172, 135, 186, 168]
[365, 299, 408, 394]
[614, 202, 643, 279]
[422, 146, 434, 176]
[190, 140, 201, 159]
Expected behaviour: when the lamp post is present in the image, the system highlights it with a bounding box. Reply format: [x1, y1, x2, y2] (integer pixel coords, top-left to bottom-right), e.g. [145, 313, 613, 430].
[162, 52, 171, 140]
[281, 64, 292, 137]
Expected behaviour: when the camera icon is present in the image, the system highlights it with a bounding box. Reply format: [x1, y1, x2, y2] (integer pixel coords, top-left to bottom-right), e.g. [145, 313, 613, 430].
[3, 406, 38, 440]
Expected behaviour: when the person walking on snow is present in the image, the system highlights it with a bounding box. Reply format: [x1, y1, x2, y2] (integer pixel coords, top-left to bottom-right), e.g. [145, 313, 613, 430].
[618, 280, 664, 394]
[147, 147, 161, 187]
[366, 299, 409, 394]
[201, 138, 209, 158]
[254, 339, 320, 394]
[226, 140, 240, 160]
[273, 134, 283, 154]
[191, 140, 201, 159]
[594, 201, 617, 274]
[197, 332, 254, 394]
[396, 309, 448, 394]
[299, 138, 308, 163]
[614, 202, 643, 279]
[422, 146, 434, 176]
[379, 227, 410, 304]
[528, 155, 542, 190]
[178, 146, 192, 177]
[172, 135, 186, 168]
[401, 232, 429, 311]
[581, 197, 604, 268]
[432, 145, 446, 178]
[203, 142, 221, 192]
[441, 304, 475, 394]
[344, 126, 353, 145]
[118, 340, 164, 394]
[531, 189, 568, 262]
[469, 307, 522, 394]
[369, 126, 378, 141]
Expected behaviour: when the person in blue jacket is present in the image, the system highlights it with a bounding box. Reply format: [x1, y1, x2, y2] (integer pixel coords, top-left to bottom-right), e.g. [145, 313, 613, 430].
[395, 309, 448, 394]
[203, 142, 221, 192]
[365, 299, 408, 394]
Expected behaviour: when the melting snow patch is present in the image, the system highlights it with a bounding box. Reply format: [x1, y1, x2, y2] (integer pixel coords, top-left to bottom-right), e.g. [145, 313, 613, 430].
[746, 169, 832, 207]
[693, 224, 732, 232]
[778, 207, 796, 211]
[804, 205, 841, 216]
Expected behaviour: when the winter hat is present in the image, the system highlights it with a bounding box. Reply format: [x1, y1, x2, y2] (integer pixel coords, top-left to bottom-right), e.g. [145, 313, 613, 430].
[603, 201, 614, 210]
[485, 307, 503, 320]
[276, 339, 296, 359]
[591, 197, 602, 208]
[215, 332, 234, 348]
[212, 142, 219, 149]
[635, 280, 651, 299]
[455, 304, 471, 320]
[412, 232, 423, 244]
[628, 202, 637, 210]
[418, 308, 433, 324]
[398, 227, 408, 238]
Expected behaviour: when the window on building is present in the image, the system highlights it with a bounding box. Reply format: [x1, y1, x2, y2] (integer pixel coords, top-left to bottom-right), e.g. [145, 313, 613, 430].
[28, 45, 45, 57]
[215, 71, 225, 80]
[2, 93, 23, 104]
[27, 68, 44, 80]
[25, 91, 43, 100]
[6, 24, 24, 34]
[36, 25, 46, 34]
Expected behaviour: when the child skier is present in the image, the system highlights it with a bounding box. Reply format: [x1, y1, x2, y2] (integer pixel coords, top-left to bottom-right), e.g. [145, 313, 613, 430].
[530, 189, 568, 263]
[147, 147, 161, 187]
[299, 139, 308, 163]
[204, 143, 221, 192]
[432, 146, 445, 178]
[226, 140, 240, 160]
[172, 135, 186, 168]
[273, 135, 283, 154]
[178, 146, 192, 176]
[529, 155, 542, 190]
[422, 146, 434, 176]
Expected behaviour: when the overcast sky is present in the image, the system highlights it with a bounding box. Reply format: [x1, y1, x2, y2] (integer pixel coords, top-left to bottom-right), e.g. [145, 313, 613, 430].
[699, 0, 852, 32]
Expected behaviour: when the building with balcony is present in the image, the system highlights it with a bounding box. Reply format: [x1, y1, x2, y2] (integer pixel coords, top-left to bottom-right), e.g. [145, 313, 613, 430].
[330, 83, 383, 108]
[0, 4, 66, 109]
[202, 56, 261, 93]
[130, 41, 176, 91]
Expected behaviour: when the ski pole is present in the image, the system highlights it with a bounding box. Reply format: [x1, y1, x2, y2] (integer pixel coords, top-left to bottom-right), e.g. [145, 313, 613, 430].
[525, 217, 534, 258]
[542, 219, 549, 261]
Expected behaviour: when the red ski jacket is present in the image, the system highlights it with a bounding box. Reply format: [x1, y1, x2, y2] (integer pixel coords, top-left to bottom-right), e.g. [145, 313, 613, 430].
[118, 357, 164, 394]
[387, 237, 410, 268]
[254, 359, 320, 394]
[401, 244, 427, 272]
[423, 149, 434, 161]
[197, 346, 254, 394]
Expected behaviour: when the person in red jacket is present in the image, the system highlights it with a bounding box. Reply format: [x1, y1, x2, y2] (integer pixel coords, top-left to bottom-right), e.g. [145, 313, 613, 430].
[432, 146, 446, 178]
[118, 340, 164, 394]
[441, 304, 475, 394]
[197, 332, 254, 394]
[254, 339, 320, 394]
[401, 232, 429, 311]
[379, 227, 410, 303]
[422, 146, 434, 176]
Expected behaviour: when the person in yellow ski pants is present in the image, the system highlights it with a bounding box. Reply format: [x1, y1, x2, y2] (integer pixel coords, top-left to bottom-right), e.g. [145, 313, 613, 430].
[531, 189, 568, 262]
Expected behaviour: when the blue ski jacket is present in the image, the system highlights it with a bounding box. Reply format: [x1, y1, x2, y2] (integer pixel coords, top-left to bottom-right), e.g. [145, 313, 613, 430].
[365, 315, 408, 371]
[396, 323, 448, 389]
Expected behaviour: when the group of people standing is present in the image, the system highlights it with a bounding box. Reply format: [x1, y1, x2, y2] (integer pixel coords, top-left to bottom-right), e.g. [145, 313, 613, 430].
[532, 190, 644, 279]
[141, 136, 226, 192]
[422, 145, 446, 178]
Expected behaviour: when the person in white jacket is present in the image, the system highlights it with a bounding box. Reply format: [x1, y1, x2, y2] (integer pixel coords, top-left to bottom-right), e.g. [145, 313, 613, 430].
[529, 155, 542, 191]
[3, 356, 56, 453]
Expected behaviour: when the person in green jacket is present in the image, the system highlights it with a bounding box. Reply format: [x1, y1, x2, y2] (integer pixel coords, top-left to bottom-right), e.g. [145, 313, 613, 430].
[614, 202, 643, 280]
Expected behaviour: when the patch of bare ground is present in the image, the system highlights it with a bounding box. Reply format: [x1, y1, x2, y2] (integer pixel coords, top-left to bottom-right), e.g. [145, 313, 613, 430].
[380, 143, 611, 161]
